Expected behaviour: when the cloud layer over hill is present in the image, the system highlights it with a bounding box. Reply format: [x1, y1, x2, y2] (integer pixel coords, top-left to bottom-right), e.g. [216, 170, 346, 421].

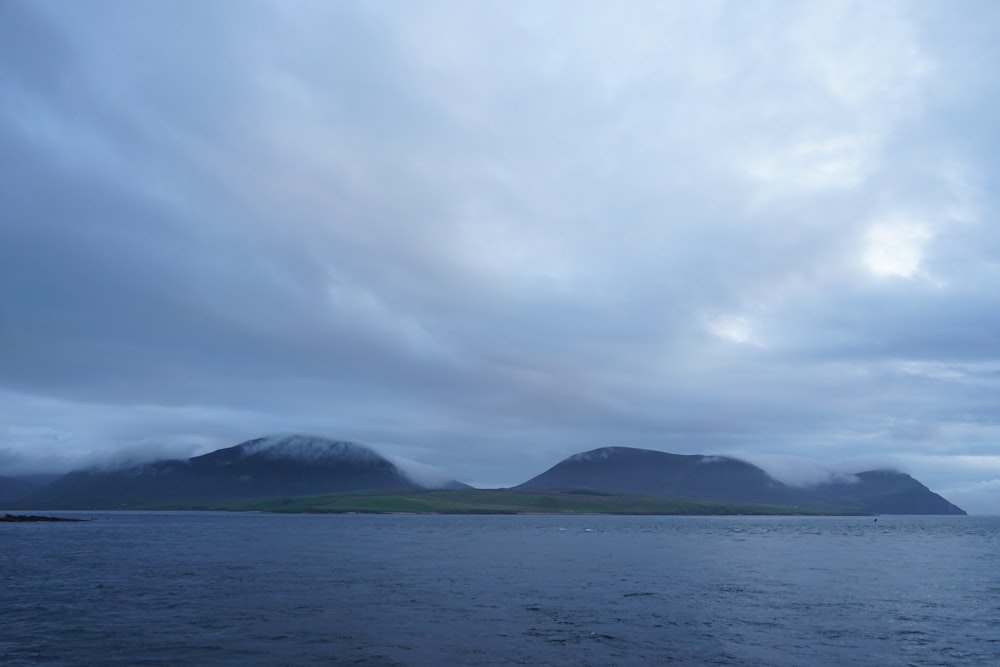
[2, 1, 1000, 512]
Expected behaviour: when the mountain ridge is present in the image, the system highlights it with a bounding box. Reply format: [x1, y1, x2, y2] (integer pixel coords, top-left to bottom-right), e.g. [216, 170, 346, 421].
[18, 435, 422, 509]
[2, 439, 966, 514]
[516, 446, 966, 515]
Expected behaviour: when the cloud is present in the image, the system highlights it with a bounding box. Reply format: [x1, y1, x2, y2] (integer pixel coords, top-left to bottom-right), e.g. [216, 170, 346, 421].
[863, 216, 933, 279]
[1, 1, 1000, 510]
[388, 455, 457, 489]
[705, 313, 763, 347]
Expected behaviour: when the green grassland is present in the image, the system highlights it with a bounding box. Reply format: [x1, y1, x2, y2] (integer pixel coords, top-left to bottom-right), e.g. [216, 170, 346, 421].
[150, 488, 859, 515]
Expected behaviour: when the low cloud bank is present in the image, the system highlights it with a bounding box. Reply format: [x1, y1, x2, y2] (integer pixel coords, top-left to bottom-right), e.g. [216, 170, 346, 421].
[736, 453, 906, 487]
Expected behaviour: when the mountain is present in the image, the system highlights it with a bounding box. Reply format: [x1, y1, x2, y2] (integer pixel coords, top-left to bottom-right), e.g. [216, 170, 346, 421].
[12, 439, 966, 514]
[811, 470, 965, 515]
[516, 447, 966, 515]
[0, 474, 61, 504]
[24, 435, 423, 509]
[516, 447, 810, 505]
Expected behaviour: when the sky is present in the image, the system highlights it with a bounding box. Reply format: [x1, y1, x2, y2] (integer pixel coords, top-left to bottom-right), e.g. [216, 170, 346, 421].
[2, 1, 1000, 512]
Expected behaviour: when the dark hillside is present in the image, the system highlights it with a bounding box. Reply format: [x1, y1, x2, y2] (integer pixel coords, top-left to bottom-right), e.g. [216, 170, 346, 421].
[811, 470, 965, 515]
[24, 435, 419, 509]
[516, 447, 812, 506]
[516, 447, 966, 515]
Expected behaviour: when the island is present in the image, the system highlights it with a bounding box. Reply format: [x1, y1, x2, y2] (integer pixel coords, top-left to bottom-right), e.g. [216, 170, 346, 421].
[1, 513, 86, 522]
[6, 436, 965, 515]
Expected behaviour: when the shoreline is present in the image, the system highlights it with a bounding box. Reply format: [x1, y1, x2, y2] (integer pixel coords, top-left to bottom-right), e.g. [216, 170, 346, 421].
[1, 513, 87, 523]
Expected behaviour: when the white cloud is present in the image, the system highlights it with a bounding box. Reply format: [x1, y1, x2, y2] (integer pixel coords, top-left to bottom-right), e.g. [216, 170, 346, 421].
[862, 216, 933, 278]
[745, 135, 873, 195]
[705, 313, 762, 346]
[789, 0, 933, 116]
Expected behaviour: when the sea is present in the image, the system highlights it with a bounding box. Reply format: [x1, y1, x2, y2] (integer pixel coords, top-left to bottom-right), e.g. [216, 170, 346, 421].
[2, 512, 998, 666]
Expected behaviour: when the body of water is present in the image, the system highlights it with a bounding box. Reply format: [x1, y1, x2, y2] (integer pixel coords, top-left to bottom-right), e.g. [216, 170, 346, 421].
[2, 512, 998, 666]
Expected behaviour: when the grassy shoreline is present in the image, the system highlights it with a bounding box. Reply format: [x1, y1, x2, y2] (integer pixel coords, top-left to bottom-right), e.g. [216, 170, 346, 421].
[137, 488, 864, 516]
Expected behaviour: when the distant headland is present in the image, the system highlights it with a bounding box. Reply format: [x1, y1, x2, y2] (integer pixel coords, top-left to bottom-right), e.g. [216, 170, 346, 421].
[1, 435, 966, 516]
[1, 513, 86, 523]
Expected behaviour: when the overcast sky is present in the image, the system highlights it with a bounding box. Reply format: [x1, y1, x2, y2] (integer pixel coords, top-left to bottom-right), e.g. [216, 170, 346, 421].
[2, 1, 1000, 512]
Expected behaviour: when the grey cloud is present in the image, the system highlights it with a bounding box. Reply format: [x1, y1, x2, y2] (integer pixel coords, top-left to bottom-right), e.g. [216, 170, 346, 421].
[2, 1, 1000, 509]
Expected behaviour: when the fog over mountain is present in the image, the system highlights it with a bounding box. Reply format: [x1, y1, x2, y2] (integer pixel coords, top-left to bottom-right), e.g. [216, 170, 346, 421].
[6, 439, 962, 514]
[516, 447, 965, 515]
[2, 1, 1000, 513]
[23, 435, 429, 508]
[731, 453, 910, 488]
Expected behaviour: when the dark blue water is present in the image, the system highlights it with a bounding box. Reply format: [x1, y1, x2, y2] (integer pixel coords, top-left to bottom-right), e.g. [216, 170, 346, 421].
[2, 513, 998, 666]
